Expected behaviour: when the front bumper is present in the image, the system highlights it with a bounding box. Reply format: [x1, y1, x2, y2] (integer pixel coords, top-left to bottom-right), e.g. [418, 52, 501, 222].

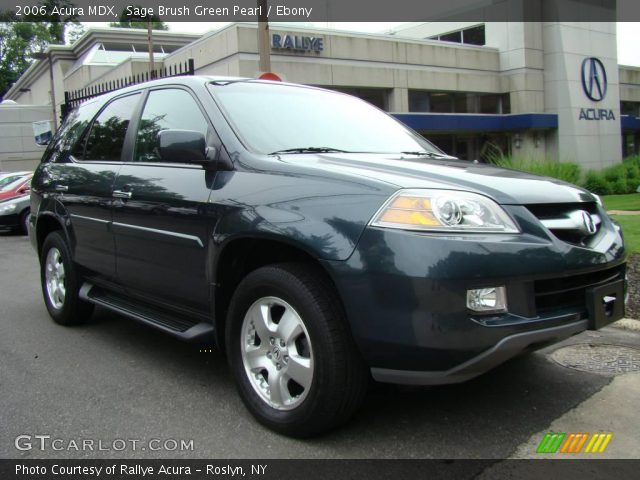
[324, 205, 626, 384]
[371, 319, 587, 385]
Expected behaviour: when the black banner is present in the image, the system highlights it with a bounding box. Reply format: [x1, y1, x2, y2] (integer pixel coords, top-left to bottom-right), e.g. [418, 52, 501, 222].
[1, 0, 639, 22]
[2, 459, 640, 480]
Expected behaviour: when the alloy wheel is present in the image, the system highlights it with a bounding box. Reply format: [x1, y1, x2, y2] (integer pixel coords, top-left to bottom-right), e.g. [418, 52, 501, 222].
[240, 296, 314, 410]
[45, 248, 66, 310]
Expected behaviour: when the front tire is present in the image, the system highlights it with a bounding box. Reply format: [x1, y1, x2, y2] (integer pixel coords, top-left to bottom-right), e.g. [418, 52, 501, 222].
[226, 263, 369, 438]
[40, 231, 94, 325]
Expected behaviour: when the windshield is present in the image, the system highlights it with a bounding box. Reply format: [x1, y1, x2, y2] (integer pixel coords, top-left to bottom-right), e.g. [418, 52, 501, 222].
[209, 82, 442, 155]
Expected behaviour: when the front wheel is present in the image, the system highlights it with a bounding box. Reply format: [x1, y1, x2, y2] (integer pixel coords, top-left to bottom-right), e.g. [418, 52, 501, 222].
[226, 263, 368, 438]
[40, 231, 94, 325]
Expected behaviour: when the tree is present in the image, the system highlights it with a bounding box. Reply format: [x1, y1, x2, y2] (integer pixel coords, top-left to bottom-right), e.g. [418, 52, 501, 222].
[0, 0, 83, 99]
[109, 6, 168, 30]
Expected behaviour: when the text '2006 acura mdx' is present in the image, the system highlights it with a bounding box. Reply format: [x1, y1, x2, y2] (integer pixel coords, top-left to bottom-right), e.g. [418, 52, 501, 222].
[30, 77, 626, 437]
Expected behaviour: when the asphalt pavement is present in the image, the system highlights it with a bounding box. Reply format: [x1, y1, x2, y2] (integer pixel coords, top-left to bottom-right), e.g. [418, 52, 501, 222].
[1, 230, 639, 460]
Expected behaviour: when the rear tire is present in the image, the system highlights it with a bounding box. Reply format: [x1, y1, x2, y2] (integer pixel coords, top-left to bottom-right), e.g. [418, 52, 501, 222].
[226, 263, 368, 438]
[40, 231, 94, 326]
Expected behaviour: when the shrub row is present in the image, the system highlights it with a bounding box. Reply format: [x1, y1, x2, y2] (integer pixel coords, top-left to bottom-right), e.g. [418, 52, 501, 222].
[488, 153, 640, 195]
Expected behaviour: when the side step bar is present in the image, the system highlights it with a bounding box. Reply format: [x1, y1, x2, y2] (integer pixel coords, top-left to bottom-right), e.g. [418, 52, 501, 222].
[79, 283, 214, 342]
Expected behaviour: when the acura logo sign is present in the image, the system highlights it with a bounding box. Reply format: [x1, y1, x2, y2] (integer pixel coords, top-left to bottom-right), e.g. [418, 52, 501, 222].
[581, 57, 607, 102]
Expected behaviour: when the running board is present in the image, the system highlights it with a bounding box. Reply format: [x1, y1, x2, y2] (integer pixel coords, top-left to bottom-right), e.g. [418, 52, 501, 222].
[79, 283, 214, 342]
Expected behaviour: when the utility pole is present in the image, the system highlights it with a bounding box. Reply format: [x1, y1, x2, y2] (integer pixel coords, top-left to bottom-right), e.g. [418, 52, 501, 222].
[147, 21, 154, 79]
[257, 0, 271, 73]
[47, 50, 57, 130]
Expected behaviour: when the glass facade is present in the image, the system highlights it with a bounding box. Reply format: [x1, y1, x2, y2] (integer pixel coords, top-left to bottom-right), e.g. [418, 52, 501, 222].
[408, 91, 510, 114]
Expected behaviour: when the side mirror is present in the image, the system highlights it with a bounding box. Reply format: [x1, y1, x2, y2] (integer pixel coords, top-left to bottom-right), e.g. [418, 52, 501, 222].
[18, 186, 30, 194]
[157, 130, 209, 163]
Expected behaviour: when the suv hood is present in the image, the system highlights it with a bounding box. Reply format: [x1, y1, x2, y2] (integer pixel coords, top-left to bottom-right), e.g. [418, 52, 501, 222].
[281, 153, 595, 205]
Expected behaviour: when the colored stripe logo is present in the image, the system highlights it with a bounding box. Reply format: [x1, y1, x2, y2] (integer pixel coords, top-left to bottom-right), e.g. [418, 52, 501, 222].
[536, 432, 613, 454]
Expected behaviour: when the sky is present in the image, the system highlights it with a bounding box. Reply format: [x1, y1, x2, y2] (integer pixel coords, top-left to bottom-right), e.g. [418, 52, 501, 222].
[84, 22, 640, 67]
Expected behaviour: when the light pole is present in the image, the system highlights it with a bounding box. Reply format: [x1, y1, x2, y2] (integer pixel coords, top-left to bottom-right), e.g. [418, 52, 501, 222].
[257, 0, 271, 73]
[32, 51, 57, 131]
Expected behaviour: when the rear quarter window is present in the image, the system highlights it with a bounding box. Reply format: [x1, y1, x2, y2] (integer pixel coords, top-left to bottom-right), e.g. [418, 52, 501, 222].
[42, 101, 102, 164]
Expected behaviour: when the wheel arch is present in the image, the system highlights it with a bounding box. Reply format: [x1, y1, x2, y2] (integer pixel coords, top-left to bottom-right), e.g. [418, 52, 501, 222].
[35, 212, 69, 257]
[211, 234, 347, 350]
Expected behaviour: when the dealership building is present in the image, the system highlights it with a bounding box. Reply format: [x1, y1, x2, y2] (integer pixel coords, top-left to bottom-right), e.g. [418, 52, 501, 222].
[3, 21, 640, 171]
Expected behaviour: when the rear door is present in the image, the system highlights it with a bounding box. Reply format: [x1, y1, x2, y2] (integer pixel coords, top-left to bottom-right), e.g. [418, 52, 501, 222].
[47, 93, 142, 281]
[111, 87, 218, 311]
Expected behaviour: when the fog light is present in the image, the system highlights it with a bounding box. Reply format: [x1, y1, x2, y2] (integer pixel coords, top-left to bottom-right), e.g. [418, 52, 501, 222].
[467, 286, 507, 313]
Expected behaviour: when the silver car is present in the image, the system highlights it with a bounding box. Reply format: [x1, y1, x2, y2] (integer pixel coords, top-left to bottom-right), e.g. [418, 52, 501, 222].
[0, 194, 31, 234]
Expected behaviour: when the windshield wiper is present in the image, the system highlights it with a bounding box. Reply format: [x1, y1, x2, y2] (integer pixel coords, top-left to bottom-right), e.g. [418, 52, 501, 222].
[400, 151, 448, 158]
[269, 147, 349, 155]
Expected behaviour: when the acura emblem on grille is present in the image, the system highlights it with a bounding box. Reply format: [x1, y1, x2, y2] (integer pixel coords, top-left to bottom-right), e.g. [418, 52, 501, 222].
[580, 211, 597, 235]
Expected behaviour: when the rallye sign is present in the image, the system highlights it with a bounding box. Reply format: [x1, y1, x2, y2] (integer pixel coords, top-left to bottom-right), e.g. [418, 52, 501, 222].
[272, 34, 324, 52]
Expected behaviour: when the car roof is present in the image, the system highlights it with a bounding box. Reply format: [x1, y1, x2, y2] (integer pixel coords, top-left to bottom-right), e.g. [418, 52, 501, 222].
[0, 171, 31, 179]
[76, 75, 329, 108]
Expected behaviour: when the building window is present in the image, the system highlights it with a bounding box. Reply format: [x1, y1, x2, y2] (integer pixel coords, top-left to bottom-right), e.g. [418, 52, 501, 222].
[438, 31, 462, 43]
[428, 25, 486, 46]
[621, 101, 640, 117]
[409, 90, 508, 114]
[324, 87, 390, 111]
[463, 25, 486, 46]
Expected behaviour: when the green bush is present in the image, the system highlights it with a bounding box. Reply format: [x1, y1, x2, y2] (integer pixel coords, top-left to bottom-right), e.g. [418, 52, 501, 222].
[487, 153, 640, 195]
[583, 171, 613, 195]
[585, 156, 640, 195]
[488, 153, 582, 184]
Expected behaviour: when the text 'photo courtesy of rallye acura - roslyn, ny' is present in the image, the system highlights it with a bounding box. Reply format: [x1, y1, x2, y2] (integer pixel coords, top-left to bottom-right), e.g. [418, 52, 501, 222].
[28, 76, 627, 437]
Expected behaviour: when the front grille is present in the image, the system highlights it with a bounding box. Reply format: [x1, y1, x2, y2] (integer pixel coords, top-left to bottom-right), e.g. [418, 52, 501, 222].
[526, 202, 601, 246]
[534, 265, 624, 314]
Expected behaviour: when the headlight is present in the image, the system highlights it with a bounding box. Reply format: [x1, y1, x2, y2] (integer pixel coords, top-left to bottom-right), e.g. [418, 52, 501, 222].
[371, 189, 519, 233]
[0, 203, 17, 215]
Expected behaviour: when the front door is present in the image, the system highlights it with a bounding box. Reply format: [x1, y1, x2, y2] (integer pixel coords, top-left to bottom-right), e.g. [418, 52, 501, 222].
[112, 87, 217, 311]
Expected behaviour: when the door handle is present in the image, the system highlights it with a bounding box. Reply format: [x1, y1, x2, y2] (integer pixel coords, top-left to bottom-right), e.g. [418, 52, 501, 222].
[54, 185, 68, 192]
[112, 190, 132, 199]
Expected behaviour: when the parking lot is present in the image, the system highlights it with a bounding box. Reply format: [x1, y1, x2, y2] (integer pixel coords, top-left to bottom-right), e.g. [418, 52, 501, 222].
[1, 230, 639, 460]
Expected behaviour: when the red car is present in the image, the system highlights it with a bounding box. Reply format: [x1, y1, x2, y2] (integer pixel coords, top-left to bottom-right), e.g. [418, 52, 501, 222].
[0, 172, 33, 201]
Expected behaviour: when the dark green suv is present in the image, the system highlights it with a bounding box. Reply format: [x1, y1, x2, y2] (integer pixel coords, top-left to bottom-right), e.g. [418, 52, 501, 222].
[30, 77, 626, 437]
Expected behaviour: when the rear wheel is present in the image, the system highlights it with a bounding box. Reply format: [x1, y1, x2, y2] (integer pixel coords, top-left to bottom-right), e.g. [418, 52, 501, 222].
[40, 231, 94, 325]
[226, 263, 369, 438]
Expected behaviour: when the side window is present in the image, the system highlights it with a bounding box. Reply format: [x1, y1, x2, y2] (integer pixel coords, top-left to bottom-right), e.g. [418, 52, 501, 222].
[41, 101, 101, 164]
[81, 93, 141, 161]
[135, 89, 210, 162]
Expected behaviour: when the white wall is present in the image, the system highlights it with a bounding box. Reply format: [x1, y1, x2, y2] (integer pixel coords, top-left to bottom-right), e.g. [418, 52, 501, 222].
[0, 104, 52, 171]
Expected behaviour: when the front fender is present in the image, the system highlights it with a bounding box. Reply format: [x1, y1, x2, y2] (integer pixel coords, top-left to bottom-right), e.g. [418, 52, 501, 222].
[207, 170, 393, 262]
